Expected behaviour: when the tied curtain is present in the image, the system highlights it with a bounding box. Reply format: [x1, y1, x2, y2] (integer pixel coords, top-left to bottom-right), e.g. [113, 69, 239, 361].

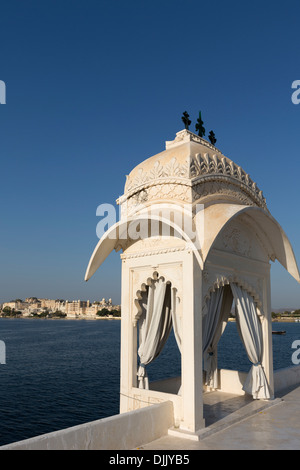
[202, 285, 233, 389]
[203, 283, 270, 400]
[137, 277, 270, 399]
[230, 283, 271, 400]
[137, 277, 182, 390]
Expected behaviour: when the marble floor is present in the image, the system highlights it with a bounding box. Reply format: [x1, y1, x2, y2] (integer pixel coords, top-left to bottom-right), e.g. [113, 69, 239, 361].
[137, 385, 300, 450]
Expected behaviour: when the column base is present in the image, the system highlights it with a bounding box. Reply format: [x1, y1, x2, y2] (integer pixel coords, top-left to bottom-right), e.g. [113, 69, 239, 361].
[169, 397, 283, 441]
[168, 419, 206, 441]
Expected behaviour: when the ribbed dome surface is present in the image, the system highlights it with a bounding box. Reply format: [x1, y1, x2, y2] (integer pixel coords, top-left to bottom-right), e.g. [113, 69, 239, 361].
[121, 129, 267, 210]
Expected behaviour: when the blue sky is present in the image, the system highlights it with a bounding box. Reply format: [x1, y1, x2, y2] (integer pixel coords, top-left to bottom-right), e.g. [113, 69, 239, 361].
[1, 0, 300, 308]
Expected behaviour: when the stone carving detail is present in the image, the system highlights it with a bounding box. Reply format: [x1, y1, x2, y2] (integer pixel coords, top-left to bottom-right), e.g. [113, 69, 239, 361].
[121, 131, 267, 213]
[121, 245, 185, 260]
[124, 183, 191, 215]
[124, 157, 266, 210]
[192, 180, 257, 207]
[125, 157, 189, 194]
[221, 226, 252, 258]
[132, 189, 148, 205]
[190, 153, 267, 209]
[133, 271, 178, 326]
[132, 394, 163, 410]
[202, 273, 263, 311]
[238, 213, 270, 260]
[146, 182, 190, 202]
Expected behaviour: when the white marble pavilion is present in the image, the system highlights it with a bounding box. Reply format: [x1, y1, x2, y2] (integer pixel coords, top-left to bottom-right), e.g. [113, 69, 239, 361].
[85, 129, 300, 436]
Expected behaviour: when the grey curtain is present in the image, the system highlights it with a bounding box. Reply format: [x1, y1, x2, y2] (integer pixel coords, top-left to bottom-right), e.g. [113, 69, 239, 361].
[171, 287, 182, 354]
[137, 278, 173, 389]
[230, 283, 270, 399]
[202, 285, 233, 389]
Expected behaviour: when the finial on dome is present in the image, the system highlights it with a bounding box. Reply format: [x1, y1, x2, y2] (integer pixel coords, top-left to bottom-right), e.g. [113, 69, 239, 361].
[181, 111, 191, 130]
[208, 130, 217, 145]
[195, 111, 205, 137]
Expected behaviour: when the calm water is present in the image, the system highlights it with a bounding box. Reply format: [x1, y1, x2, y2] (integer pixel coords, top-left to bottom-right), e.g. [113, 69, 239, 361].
[0, 318, 299, 446]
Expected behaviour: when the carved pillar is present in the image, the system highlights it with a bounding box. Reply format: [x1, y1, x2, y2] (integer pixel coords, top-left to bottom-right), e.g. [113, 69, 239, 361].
[180, 250, 205, 432]
[261, 268, 274, 399]
[119, 260, 137, 413]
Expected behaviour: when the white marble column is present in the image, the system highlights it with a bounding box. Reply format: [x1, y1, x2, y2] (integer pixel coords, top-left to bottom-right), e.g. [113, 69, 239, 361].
[119, 260, 137, 413]
[261, 267, 274, 399]
[180, 250, 205, 432]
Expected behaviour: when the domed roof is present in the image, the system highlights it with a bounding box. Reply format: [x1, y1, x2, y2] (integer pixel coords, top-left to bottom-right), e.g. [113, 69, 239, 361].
[86, 129, 299, 285]
[120, 129, 267, 211]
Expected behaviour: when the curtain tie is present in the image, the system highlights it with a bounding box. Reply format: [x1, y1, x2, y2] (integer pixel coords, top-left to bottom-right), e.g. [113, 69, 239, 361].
[137, 363, 147, 379]
[208, 351, 214, 356]
[253, 361, 261, 366]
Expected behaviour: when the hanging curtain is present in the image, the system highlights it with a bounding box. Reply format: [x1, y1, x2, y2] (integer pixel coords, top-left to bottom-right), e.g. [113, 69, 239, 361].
[230, 283, 270, 400]
[170, 287, 182, 395]
[171, 287, 181, 354]
[202, 285, 233, 389]
[137, 278, 173, 389]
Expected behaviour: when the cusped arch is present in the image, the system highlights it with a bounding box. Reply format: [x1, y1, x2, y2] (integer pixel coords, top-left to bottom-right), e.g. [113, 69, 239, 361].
[203, 275, 263, 311]
[134, 271, 178, 326]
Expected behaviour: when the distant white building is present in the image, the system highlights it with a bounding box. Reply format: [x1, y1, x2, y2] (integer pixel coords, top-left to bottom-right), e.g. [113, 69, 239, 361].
[1, 297, 119, 318]
[3, 301, 27, 311]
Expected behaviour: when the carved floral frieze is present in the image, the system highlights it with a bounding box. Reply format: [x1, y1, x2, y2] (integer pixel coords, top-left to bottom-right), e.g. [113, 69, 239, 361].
[125, 157, 189, 194]
[190, 152, 265, 203]
[122, 150, 267, 212]
[191, 180, 258, 207]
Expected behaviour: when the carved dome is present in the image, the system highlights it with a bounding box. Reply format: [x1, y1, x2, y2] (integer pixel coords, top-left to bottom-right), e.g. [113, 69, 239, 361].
[118, 129, 267, 212]
[86, 129, 300, 284]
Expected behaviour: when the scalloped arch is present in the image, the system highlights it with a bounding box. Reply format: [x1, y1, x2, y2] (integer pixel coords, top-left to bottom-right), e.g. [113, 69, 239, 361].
[133, 271, 176, 325]
[203, 275, 263, 312]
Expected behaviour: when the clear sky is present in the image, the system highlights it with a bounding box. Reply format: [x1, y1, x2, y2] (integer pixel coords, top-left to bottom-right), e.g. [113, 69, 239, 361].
[1, 0, 300, 308]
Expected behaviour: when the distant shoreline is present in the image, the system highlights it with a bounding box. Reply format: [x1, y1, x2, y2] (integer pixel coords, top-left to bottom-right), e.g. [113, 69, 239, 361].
[0, 316, 299, 322]
[0, 315, 121, 321]
[227, 317, 299, 323]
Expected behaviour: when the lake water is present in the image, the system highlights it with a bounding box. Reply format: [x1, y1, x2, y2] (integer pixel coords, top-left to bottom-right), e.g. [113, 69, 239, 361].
[0, 318, 299, 446]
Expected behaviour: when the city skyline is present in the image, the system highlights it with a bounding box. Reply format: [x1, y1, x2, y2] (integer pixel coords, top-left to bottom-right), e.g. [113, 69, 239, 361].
[1, 295, 120, 319]
[1, 1, 300, 308]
